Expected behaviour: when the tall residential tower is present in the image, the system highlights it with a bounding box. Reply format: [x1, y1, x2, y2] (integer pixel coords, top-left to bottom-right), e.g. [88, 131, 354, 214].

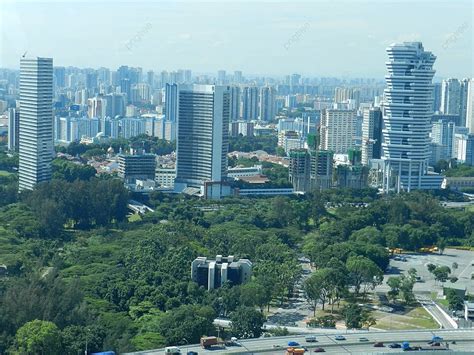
[382, 42, 442, 192]
[19, 57, 54, 191]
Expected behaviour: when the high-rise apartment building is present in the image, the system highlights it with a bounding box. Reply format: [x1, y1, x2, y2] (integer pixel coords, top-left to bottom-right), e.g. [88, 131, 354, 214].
[441, 78, 462, 116]
[242, 86, 258, 120]
[87, 97, 107, 118]
[8, 108, 20, 152]
[165, 83, 178, 123]
[431, 119, 455, 161]
[467, 79, 474, 133]
[174, 85, 230, 199]
[259, 86, 276, 121]
[217, 70, 226, 84]
[229, 86, 241, 121]
[382, 42, 442, 192]
[319, 109, 356, 154]
[19, 57, 54, 191]
[361, 107, 383, 165]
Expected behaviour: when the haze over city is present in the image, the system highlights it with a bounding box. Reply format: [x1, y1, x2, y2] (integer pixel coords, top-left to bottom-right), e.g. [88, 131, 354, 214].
[1, 0, 472, 78]
[1, 1, 474, 355]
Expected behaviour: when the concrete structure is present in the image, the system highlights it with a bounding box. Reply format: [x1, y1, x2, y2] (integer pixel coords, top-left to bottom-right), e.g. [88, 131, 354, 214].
[229, 86, 241, 121]
[164, 83, 178, 122]
[441, 78, 462, 116]
[431, 119, 455, 161]
[87, 96, 107, 118]
[382, 42, 442, 192]
[242, 86, 258, 120]
[174, 84, 231, 199]
[118, 151, 157, 184]
[259, 86, 276, 121]
[289, 149, 311, 193]
[19, 57, 54, 191]
[464, 302, 474, 321]
[191, 255, 252, 290]
[466, 79, 474, 133]
[465, 134, 474, 165]
[155, 167, 176, 188]
[361, 107, 382, 165]
[7, 108, 19, 152]
[230, 120, 254, 137]
[320, 109, 356, 154]
[227, 165, 263, 179]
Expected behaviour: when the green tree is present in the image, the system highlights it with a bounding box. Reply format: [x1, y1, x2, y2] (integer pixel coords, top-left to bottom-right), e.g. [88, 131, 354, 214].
[303, 272, 324, 316]
[427, 263, 437, 273]
[157, 305, 216, 345]
[346, 255, 383, 296]
[433, 266, 451, 284]
[14, 320, 62, 355]
[386, 277, 401, 302]
[230, 306, 265, 339]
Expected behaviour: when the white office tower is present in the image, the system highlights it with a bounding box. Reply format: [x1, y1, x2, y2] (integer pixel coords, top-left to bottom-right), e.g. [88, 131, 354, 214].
[319, 109, 356, 154]
[382, 42, 442, 192]
[19, 57, 54, 191]
[259, 86, 276, 121]
[174, 85, 230, 199]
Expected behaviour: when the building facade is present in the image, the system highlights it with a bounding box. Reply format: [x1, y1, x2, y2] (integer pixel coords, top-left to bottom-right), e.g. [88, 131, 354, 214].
[191, 255, 252, 290]
[320, 109, 356, 154]
[174, 84, 230, 198]
[19, 57, 54, 191]
[382, 42, 443, 192]
[361, 107, 383, 165]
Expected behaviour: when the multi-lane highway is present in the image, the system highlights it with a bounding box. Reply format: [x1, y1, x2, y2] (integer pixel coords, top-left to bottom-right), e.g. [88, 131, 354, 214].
[126, 329, 474, 354]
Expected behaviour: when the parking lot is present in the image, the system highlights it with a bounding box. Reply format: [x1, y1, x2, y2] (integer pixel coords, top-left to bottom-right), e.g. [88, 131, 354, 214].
[378, 248, 474, 295]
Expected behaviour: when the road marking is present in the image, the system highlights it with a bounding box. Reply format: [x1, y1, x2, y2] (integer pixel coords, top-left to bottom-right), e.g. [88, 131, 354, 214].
[457, 259, 474, 279]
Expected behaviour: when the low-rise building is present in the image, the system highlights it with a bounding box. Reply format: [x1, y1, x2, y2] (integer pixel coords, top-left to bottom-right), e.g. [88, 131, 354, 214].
[191, 255, 252, 291]
[118, 150, 156, 184]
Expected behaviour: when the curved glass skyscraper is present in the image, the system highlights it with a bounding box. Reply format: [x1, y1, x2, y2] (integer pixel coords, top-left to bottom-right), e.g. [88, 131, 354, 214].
[382, 42, 442, 192]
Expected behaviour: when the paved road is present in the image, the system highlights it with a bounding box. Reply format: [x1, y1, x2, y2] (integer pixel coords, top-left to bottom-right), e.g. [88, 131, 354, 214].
[417, 297, 455, 329]
[126, 329, 474, 354]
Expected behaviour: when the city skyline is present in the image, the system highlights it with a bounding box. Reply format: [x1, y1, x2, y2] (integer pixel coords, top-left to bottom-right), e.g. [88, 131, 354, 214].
[1, 1, 472, 78]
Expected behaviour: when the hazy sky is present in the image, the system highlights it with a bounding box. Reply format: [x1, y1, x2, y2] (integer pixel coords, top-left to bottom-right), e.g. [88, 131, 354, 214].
[1, 0, 473, 78]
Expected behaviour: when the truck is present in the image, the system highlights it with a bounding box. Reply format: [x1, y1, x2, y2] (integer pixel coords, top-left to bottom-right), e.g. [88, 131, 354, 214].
[164, 346, 181, 354]
[200, 336, 219, 349]
[401, 341, 448, 351]
[286, 347, 306, 355]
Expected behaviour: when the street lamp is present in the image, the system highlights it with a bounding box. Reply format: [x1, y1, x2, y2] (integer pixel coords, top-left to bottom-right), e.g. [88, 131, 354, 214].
[84, 328, 90, 355]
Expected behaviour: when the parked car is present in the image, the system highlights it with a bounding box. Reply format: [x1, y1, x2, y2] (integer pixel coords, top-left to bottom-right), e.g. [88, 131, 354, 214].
[335, 335, 346, 341]
[305, 335, 317, 343]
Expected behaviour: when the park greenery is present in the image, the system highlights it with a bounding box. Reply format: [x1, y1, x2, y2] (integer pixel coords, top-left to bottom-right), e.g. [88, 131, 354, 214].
[1, 141, 474, 352]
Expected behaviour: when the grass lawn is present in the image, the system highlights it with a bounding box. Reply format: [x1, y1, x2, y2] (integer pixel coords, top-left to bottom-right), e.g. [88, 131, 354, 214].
[0, 170, 13, 176]
[375, 306, 438, 330]
[128, 213, 142, 222]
